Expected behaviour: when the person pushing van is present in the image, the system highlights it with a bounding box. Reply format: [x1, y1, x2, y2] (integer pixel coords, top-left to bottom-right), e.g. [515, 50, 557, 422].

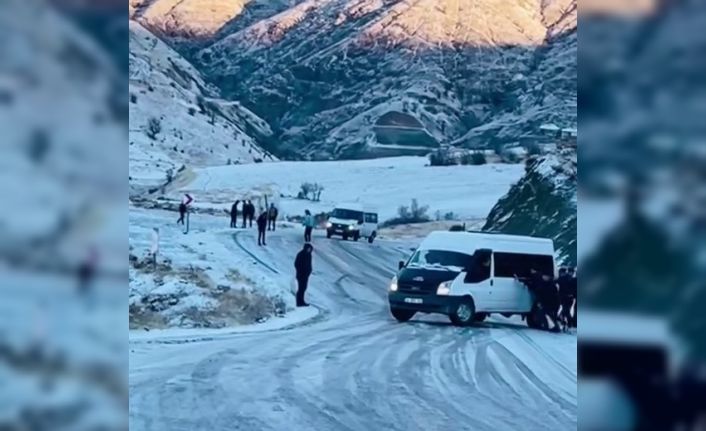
[558, 267, 576, 330]
[531, 270, 560, 332]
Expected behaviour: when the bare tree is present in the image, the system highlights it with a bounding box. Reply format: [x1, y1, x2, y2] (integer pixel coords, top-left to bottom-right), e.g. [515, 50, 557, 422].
[146, 117, 161, 140]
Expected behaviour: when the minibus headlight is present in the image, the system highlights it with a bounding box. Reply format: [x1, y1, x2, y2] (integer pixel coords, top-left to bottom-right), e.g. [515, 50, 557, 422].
[437, 280, 452, 296]
[389, 276, 398, 292]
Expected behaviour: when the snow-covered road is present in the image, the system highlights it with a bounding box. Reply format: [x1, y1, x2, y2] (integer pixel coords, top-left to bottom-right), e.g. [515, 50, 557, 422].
[129, 229, 576, 430]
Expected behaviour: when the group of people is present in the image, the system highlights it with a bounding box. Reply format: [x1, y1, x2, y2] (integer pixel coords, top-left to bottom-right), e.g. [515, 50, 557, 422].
[229, 201, 280, 246]
[521, 266, 577, 332]
[229, 200, 257, 228]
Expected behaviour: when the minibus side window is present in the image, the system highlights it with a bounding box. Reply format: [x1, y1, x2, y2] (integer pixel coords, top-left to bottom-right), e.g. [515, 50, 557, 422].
[465, 250, 491, 283]
[494, 252, 554, 278]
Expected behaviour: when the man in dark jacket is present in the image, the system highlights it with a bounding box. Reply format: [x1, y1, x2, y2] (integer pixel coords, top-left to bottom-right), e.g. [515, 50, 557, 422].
[521, 269, 559, 332]
[294, 243, 313, 307]
[538, 273, 561, 332]
[522, 269, 543, 295]
[569, 267, 577, 328]
[230, 200, 240, 228]
[247, 200, 256, 228]
[267, 204, 278, 231]
[257, 210, 268, 246]
[557, 267, 575, 329]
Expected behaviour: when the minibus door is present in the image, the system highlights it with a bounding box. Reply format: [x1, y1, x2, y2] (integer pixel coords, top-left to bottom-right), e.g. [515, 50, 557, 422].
[464, 249, 495, 310]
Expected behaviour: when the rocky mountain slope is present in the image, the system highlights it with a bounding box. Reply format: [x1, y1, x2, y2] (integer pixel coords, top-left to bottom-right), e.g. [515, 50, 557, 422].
[1, 0, 126, 271]
[132, 0, 576, 160]
[129, 20, 276, 188]
[483, 146, 577, 265]
[129, 0, 299, 53]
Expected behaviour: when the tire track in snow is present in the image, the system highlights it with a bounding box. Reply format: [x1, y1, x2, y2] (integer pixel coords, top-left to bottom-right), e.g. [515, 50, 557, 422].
[513, 330, 576, 381]
[335, 240, 396, 281]
[232, 231, 279, 274]
[130, 230, 577, 431]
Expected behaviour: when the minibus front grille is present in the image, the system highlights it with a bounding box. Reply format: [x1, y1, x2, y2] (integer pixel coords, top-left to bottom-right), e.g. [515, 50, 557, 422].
[397, 283, 435, 295]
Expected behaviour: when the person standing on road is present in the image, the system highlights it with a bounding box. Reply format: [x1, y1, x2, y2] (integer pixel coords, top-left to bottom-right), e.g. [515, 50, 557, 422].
[268, 203, 278, 231]
[294, 243, 314, 307]
[302, 209, 314, 242]
[230, 200, 240, 228]
[246, 200, 256, 228]
[257, 209, 268, 246]
[177, 194, 193, 225]
[149, 227, 160, 270]
[77, 246, 99, 294]
[241, 199, 248, 228]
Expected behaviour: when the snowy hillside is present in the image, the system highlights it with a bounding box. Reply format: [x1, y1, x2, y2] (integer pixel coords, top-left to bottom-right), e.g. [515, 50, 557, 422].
[133, 0, 576, 160]
[129, 208, 304, 330]
[1, 1, 127, 429]
[1, 0, 126, 275]
[128, 156, 522, 331]
[130, 214, 577, 430]
[483, 147, 577, 264]
[129, 0, 299, 53]
[129, 20, 276, 190]
[159, 156, 524, 223]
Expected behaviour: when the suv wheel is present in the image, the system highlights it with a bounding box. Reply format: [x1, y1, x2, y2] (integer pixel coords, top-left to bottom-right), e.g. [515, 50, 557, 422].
[450, 297, 475, 326]
[342, 232, 349, 240]
[326, 229, 332, 239]
[353, 231, 360, 241]
[368, 231, 376, 244]
[390, 308, 415, 322]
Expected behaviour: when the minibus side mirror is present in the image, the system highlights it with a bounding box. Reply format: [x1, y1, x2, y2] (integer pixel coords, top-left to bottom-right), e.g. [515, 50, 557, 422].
[398, 260, 405, 270]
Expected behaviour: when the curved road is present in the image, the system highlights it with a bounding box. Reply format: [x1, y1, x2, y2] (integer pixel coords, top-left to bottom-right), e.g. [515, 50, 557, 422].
[130, 229, 576, 431]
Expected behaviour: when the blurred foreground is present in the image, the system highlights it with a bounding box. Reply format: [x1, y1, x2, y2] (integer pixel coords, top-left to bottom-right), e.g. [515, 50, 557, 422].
[580, 0, 706, 429]
[0, 0, 126, 429]
[4, 0, 706, 429]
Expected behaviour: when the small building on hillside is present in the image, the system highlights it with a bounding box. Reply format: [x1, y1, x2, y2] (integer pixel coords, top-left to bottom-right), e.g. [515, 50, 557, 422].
[560, 127, 577, 147]
[539, 123, 577, 147]
[539, 123, 561, 138]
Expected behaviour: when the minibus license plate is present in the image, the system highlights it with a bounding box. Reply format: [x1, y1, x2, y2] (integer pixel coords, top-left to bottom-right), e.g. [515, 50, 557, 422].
[404, 298, 423, 304]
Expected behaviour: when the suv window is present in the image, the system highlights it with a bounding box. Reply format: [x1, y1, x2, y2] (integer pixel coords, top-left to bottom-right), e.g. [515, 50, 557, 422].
[364, 213, 378, 223]
[494, 252, 554, 278]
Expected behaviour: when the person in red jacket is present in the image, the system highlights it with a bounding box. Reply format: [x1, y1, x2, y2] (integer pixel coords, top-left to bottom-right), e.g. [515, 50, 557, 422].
[177, 194, 193, 225]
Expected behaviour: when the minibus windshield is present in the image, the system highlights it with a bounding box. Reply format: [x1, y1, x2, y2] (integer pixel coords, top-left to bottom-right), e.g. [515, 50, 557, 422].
[407, 249, 470, 272]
